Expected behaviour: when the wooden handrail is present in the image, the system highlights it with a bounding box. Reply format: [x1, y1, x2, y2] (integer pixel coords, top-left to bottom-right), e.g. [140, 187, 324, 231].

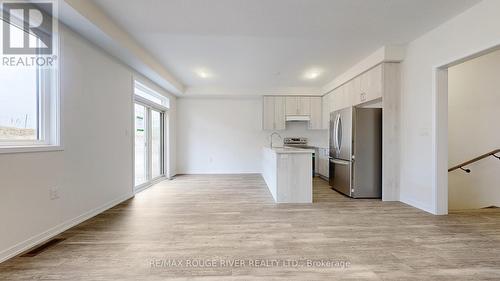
[448, 149, 500, 173]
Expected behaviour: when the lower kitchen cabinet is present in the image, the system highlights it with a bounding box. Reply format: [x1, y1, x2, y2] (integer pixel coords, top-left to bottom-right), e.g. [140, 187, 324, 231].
[317, 148, 329, 178]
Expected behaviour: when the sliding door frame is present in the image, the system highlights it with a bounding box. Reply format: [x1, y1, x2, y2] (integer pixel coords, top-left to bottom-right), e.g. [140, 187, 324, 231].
[133, 95, 168, 193]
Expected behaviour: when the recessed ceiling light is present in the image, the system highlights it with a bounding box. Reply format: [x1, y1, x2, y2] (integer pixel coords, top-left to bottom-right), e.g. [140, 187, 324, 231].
[195, 68, 213, 79]
[303, 68, 323, 80]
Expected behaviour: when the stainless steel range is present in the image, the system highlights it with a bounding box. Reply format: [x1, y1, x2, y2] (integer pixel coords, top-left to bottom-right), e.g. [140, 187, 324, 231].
[284, 137, 315, 176]
[283, 137, 308, 146]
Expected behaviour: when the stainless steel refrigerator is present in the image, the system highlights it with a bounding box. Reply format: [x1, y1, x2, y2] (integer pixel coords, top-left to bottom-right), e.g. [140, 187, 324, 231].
[329, 107, 382, 198]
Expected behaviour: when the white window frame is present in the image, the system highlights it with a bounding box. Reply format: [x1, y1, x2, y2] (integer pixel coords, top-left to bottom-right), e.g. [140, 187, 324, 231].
[0, 14, 61, 154]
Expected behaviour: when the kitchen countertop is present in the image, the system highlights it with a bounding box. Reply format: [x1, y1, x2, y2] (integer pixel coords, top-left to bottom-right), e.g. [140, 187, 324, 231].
[284, 145, 328, 150]
[266, 146, 315, 154]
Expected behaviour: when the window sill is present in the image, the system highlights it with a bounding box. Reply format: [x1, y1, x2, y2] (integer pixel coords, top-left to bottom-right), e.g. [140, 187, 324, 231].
[0, 145, 64, 154]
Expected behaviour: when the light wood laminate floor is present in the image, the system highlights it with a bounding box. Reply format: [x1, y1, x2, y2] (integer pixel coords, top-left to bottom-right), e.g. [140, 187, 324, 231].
[1, 174, 500, 280]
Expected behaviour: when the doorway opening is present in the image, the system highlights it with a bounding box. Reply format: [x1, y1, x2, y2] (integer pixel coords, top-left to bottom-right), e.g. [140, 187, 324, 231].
[435, 46, 500, 214]
[133, 81, 169, 193]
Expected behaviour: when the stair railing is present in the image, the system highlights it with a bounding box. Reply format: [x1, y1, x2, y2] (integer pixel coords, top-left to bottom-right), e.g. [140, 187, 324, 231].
[448, 149, 500, 173]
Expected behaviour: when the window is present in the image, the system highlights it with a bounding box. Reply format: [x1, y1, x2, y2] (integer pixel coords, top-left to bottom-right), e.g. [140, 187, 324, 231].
[134, 81, 169, 108]
[0, 11, 59, 151]
[133, 80, 169, 190]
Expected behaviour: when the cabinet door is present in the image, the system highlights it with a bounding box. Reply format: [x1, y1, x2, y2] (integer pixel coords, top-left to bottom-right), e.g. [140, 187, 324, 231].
[346, 77, 360, 106]
[309, 97, 322, 130]
[331, 88, 340, 112]
[285, 97, 298, 115]
[321, 93, 332, 129]
[360, 64, 382, 103]
[323, 149, 330, 177]
[274, 96, 286, 130]
[262, 96, 275, 130]
[298, 97, 311, 115]
[367, 64, 383, 101]
[335, 85, 349, 111]
[316, 148, 328, 177]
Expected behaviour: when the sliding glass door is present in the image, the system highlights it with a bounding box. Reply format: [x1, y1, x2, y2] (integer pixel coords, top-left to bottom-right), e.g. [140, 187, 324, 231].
[134, 104, 148, 186]
[134, 103, 166, 190]
[151, 110, 164, 179]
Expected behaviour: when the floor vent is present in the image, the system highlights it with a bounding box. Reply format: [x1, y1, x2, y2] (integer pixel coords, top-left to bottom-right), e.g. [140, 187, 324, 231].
[21, 238, 66, 257]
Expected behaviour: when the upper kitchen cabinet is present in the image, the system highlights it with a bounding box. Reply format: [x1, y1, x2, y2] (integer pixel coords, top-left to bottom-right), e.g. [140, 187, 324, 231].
[285, 96, 311, 116]
[332, 85, 351, 112]
[309, 97, 322, 130]
[325, 63, 387, 112]
[321, 93, 332, 129]
[357, 64, 383, 104]
[262, 96, 324, 131]
[262, 96, 286, 130]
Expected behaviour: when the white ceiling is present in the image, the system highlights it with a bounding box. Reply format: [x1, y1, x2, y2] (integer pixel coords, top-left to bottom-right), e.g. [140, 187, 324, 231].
[92, 0, 480, 95]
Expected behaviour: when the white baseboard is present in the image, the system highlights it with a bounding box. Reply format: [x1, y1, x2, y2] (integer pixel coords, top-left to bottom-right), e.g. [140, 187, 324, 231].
[400, 195, 436, 215]
[134, 176, 166, 194]
[176, 171, 261, 175]
[0, 192, 134, 264]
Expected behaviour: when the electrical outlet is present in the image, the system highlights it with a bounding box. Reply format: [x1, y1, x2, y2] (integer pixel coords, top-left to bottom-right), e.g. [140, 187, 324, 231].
[49, 187, 60, 200]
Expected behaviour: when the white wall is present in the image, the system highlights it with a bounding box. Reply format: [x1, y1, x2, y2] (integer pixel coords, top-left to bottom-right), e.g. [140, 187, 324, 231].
[177, 98, 328, 174]
[0, 25, 177, 262]
[448, 50, 500, 210]
[399, 0, 500, 213]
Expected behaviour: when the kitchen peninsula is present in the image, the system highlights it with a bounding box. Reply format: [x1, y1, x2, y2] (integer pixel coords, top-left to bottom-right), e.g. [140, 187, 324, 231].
[262, 147, 314, 203]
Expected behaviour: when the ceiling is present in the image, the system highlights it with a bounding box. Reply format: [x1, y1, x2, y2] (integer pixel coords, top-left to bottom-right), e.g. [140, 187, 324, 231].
[92, 0, 480, 95]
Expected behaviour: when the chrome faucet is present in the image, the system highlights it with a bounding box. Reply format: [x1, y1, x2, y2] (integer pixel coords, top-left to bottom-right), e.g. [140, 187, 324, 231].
[269, 132, 282, 148]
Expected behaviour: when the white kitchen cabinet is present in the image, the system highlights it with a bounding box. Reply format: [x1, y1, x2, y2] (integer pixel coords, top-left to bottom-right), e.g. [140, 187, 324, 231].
[262, 96, 285, 130]
[285, 96, 311, 116]
[263, 96, 274, 130]
[331, 86, 347, 112]
[285, 97, 298, 115]
[309, 97, 322, 130]
[262, 147, 313, 203]
[326, 64, 384, 112]
[358, 64, 383, 105]
[317, 148, 329, 178]
[298, 97, 311, 115]
[274, 96, 286, 130]
[321, 93, 332, 129]
[346, 76, 361, 105]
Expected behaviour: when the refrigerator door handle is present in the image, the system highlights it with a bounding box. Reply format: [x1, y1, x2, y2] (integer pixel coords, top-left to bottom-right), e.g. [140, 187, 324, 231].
[337, 114, 342, 153]
[335, 113, 342, 154]
[332, 116, 337, 151]
[329, 158, 350, 166]
[334, 114, 340, 152]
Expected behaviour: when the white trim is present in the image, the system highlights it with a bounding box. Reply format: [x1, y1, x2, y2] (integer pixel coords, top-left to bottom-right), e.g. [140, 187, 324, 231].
[432, 42, 500, 215]
[433, 68, 448, 215]
[133, 96, 167, 191]
[0, 145, 64, 154]
[130, 76, 136, 195]
[134, 176, 166, 194]
[0, 20, 61, 152]
[400, 195, 436, 215]
[0, 192, 134, 264]
[134, 96, 169, 113]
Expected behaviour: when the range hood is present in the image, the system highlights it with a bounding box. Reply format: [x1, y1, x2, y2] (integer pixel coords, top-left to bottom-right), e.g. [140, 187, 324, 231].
[286, 115, 311, 122]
